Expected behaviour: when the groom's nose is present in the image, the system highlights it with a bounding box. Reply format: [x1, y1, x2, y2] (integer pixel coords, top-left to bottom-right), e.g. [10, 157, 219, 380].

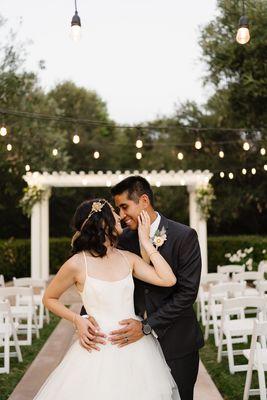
[119, 209, 126, 220]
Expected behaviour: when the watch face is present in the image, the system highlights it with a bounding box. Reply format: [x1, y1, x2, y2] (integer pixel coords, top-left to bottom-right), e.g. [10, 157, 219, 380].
[143, 324, 152, 335]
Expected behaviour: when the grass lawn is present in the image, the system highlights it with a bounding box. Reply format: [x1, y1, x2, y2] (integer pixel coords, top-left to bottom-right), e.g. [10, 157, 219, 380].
[200, 328, 264, 400]
[0, 314, 60, 400]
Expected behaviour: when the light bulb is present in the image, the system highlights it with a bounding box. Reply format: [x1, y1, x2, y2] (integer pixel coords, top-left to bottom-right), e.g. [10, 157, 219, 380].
[73, 134, 80, 144]
[264, 164, 267, 171]
[228, 172, 234, 180]
[71, 7, 81, 42]
[52, 148, 58, 156]
[219, 150, 224, 158]
[260, 148, 266, 156]
[7, 144, 12, 151]
[136, 152, 142, 160]
[251, 168, 256, 175]
[177, 152, 184, 160]
[242, 168, 247, 175]
[25, 164, 30, 172]
[93, 151, 100, 159]
[243, 141, 250, 151]
[136, 139, 143, 149]
[195, 140, 202, 150]
[0, 125, 7, 136]
[220, 172, 225, 178]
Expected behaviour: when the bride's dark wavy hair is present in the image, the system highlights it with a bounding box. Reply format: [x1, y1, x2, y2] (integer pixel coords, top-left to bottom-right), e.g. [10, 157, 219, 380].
[71, 199, 118, 257]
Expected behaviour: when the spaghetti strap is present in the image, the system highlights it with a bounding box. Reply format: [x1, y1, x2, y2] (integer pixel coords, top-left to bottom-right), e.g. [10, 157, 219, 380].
[117, 249, 132, 273]
[82, 251, 88, 275]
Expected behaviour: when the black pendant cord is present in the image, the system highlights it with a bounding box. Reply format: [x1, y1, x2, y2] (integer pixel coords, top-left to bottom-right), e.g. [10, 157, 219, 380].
[75, 0, 78, 12]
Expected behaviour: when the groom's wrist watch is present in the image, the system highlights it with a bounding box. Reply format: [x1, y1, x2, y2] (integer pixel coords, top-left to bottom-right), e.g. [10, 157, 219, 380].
[141, 319, 152, 335]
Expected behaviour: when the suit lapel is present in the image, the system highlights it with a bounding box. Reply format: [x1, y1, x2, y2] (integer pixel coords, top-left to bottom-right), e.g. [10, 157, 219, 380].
[154, 213, 169, 255]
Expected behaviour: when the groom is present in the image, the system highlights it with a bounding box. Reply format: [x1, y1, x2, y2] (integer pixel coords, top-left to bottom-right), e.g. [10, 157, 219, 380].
[82, 176, 204, 400]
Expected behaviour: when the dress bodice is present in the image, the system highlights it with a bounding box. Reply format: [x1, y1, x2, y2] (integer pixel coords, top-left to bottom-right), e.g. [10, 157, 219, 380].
[79, 251, 136, 333]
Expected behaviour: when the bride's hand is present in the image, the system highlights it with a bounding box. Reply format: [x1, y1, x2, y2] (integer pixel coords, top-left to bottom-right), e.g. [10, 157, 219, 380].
[138, 211, 150, 245]
[74, 315, 106, 352]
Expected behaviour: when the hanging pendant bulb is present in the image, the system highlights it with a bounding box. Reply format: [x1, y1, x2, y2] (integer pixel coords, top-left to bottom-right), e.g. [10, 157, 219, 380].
[236, 1, 250, 45]
[177, 152, 184, 160]
[219, 150, 224, 158]
[0, 125, 7, 136]
[93, 151, 100, 159]
[194, 139, 202, 150]
[136, 152, 142, 160]
[71, 0, 81, 42]
[136, 139, 143, 149]
[243, 141, 250, 151]
[73, 133, 80, 144]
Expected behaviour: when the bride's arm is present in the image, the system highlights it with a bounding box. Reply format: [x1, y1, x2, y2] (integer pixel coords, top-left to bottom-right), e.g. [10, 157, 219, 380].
[43, 257, 102, 351]
[130, 211, 176, 287]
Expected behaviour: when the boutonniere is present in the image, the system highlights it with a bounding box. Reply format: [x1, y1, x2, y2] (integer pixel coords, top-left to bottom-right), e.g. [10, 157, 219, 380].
[152, 227, 167, 250]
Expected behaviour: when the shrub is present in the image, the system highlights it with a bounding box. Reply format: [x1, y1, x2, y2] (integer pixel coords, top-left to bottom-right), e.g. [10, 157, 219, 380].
[1, 236, 267, 281]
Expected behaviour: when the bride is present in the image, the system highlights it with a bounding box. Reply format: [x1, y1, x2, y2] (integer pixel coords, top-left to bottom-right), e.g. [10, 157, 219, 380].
[34, 199, 180, 400]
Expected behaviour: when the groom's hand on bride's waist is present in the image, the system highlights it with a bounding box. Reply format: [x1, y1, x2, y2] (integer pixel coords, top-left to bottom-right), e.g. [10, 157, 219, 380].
[109, 318, 143, 347]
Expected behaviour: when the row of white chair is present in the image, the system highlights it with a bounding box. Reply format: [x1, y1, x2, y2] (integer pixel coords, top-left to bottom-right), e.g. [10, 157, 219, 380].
[0, 277, 50, 374]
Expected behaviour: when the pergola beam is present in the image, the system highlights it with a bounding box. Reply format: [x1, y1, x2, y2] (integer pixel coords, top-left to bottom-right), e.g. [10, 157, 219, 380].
[23, 170, 213, 280]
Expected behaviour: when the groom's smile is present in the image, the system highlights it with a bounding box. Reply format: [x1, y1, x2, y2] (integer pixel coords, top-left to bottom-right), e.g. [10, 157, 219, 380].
[114, 192, 145, 231]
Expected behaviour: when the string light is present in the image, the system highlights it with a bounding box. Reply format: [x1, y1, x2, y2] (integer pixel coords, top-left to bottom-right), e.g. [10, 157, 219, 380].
[73, 134, 80, 144]
[70, 0, 81, 42]
[25, 164, 30, 172]
[136, 139, 143, 149]
[264, 165, 267, 171]
[136, 152, 142, 160]
[52, 148, 58, 156]
[93, 151, 100, 159]
[219, 150, 224, 158]
[177, 152, 184, 160]
[195, 140, 202, 150]
[228, 172, 234, 180]
[0, 125, 7, 136]
[242, 168, 247, 175]
[236, 1, 250, 45]
[243, 141, 250, 151]
[6, 144, 12, 151]
[251, 168, 256, 175]
[220, 172, 225, 178]
[260, 148, 266, 156]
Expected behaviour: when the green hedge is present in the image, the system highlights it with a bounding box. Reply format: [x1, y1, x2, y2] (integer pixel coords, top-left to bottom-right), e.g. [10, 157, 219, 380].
[208, 235, 267, 272]
[0, 236, 267, 281]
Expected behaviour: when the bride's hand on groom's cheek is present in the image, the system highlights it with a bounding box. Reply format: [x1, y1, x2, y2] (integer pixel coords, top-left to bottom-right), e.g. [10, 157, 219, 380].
[109, 319, 143, 347]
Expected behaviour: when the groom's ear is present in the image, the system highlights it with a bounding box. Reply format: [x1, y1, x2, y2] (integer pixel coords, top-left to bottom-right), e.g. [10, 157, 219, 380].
[139, 194, 150, 208]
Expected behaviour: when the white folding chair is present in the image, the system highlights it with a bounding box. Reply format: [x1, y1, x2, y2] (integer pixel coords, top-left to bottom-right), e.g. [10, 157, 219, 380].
[0, 275, 5, 287]
[13, 277, 50, 328]
[217, 264, 245, 277]
[258, 261, 267, 279]
[205, 281, 246, 346]
[0, 287, 39, 346]
[233, 272, 263, 296]
[257, 281, 267, 297]
[217, 296, 267, 374]
[197, 273, 228, 326]
[0, 300, 22, 373]
[243, 320, 267, 400]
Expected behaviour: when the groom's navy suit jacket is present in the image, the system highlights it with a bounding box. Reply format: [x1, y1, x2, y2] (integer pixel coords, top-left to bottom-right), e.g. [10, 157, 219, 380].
[118, 214, 204, 360]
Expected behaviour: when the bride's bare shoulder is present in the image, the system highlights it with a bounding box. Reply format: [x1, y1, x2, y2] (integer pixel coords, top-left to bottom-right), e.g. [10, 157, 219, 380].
[61, 253, 84, 273]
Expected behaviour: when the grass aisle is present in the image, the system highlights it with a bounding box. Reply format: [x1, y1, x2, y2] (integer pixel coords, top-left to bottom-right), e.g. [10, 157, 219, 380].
[0, 314, 60, 400]
[200, 332, 261, 400]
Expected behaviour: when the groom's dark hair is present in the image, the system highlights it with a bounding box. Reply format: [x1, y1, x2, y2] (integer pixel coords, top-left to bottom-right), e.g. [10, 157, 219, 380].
[111, 175, 154, 207]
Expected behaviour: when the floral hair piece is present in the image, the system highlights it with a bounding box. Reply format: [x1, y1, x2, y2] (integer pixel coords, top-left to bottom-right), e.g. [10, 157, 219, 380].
[71, 200, 109, 247]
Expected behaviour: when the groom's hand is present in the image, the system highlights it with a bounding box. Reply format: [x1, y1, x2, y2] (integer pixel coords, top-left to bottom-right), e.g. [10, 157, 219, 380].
[109, 319, 144, 347]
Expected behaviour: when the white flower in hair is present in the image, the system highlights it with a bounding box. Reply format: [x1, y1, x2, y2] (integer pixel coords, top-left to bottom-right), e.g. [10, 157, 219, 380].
[91, 201, 105, 213]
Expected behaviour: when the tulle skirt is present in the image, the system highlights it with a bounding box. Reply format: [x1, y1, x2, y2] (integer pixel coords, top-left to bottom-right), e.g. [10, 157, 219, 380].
[34, 334, 180, 400]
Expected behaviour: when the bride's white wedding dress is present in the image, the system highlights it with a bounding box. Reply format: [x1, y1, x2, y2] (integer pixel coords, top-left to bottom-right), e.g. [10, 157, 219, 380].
[34, 250, 180, 400]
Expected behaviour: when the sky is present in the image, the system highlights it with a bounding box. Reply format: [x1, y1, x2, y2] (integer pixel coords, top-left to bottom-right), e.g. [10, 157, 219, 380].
[1, 0, 218, 124]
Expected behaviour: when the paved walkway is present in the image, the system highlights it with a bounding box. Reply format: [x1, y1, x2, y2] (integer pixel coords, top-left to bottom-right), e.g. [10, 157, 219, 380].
[8, 284, 223, 400]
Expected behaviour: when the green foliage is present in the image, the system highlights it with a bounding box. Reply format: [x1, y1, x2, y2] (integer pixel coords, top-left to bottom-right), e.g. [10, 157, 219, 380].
[1, 236, 267, 281]
[208, 235, 267, 272]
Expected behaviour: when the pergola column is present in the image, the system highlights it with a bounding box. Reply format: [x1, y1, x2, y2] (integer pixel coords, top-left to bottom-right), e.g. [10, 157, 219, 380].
[187, 185, 199, 233]
[31, 187, 51, 280]
[187, 185, 208, 276]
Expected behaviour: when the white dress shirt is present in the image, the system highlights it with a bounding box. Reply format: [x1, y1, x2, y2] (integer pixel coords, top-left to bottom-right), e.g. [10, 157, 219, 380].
[150, 212, 161, 239]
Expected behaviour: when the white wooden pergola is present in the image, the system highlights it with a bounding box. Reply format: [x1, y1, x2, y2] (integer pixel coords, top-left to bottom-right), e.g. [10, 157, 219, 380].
[23, 169, 213, 280]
